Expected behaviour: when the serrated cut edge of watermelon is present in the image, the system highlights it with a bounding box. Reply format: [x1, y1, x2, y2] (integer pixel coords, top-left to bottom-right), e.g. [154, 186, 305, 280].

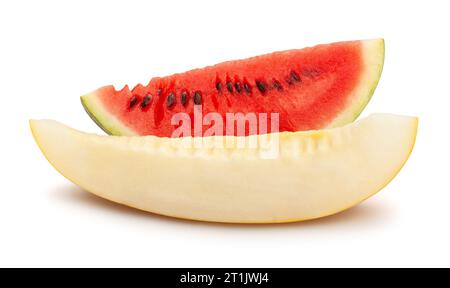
[81, 39, 385, 135]
[326, 38, 385, 128]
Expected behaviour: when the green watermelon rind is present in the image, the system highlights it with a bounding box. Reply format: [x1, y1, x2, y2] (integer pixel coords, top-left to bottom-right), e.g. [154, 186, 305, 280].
[81, 39, 385, 135]
[327, 38, 385, 128]
[81, 90, 137, 136]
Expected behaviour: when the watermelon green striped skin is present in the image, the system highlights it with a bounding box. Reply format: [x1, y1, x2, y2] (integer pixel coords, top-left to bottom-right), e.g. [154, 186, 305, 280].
[81, 39, 384, 137]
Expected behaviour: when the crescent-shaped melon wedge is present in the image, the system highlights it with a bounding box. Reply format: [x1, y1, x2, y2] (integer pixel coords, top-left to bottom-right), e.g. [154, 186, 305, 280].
[30, 114, 417, 223]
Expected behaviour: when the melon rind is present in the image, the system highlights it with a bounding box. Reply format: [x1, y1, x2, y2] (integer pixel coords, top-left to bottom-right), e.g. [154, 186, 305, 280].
[81, 88, 137, 136]
[30, 114, 417, 224]
[327, 39, 385, 128]
[80, 39, 385, 136]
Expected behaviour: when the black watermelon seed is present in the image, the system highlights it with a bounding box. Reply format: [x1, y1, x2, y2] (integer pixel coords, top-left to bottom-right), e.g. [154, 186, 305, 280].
[141, 95, 152, 108]
[244, 83, 252, 94]
[235, 82, 242, 93]
[272, 79, 283, 91]
[181, 91, 188, 106]
[226, 81, 234, 93]
[216, 82, 223, 93]
[167, 92, 175, 108]
[157, 88, 162, 95]
[193, 91, 202, 105]
[255, 80, 267, 93]
[129, 96, 138, 108]
[290, 71, 301, 82]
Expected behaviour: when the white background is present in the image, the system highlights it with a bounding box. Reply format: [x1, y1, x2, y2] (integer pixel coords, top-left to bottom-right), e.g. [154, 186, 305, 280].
[1, 0, 449, 268]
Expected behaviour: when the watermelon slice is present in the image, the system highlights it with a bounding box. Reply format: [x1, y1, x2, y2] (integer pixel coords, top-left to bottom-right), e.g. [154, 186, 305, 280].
[81, 39, 384, 137]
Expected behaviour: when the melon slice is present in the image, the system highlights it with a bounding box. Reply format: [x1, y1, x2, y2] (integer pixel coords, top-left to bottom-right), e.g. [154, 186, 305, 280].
[81, 39, 385, 137]
[30, 114, 417, 223]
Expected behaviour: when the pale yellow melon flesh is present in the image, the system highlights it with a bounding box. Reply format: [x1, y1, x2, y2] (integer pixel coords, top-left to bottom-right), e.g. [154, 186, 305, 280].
[30, 114, 417, 223]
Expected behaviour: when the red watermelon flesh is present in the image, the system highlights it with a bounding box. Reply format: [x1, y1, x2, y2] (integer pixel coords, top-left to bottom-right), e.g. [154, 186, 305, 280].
[81, 39, 384, 137]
